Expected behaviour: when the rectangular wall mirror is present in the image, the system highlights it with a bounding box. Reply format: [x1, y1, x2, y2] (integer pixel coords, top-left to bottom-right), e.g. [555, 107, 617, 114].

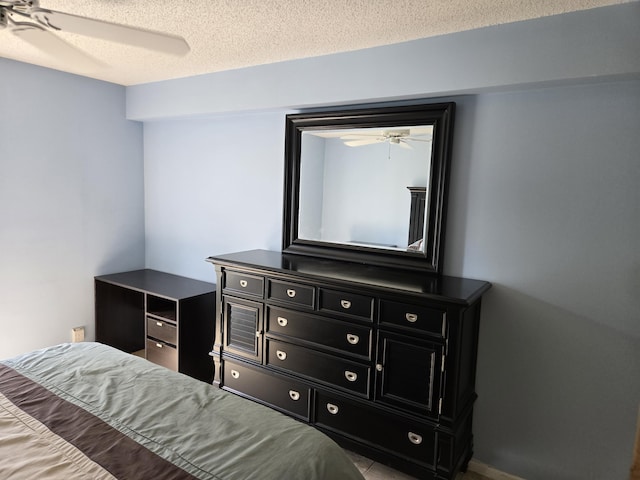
[283, 102, 455, 273]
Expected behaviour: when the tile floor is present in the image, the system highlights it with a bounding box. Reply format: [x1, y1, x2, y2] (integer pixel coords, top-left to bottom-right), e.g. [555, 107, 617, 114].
[347, 450, 490, 480]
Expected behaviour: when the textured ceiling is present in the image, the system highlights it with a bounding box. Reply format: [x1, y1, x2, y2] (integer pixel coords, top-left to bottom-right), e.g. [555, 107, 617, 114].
[0, 0, 631, 86]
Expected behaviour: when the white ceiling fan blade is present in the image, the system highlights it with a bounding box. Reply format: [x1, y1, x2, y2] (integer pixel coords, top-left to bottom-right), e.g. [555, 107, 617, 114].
[341, 133, 384, 140]
[31, 8, 190, 56]
[344, 138, 384, 147]
[11, 23, 104, 67]
[398, 140, 413, 149]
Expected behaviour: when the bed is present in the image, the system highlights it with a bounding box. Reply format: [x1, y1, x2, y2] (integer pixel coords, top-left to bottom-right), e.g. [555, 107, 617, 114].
[0, 342, 365, 480]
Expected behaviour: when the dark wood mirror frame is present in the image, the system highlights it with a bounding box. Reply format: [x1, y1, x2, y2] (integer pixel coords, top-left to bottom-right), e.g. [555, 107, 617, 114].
[282, 102, 455, 274]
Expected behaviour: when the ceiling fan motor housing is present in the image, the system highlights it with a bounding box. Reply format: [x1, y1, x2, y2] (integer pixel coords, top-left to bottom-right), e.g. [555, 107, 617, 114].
[5, 0, 37, 8]
[1, 0, 38, 28]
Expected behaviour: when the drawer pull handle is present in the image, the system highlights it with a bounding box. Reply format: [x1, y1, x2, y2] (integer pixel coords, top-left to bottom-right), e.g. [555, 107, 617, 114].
[156, 321, 163, 327]
[286, 289, 296, 298]
[406, 313, 418, 323]
[326, 403, 339, 415]
[155, 343, 163, 348]
[376, 363, 383, 372]
[340, 300, 351, 309]
[289, 390, 300, 401]
[230, 369, 240, 379]
[277, 317, 288, 327]
[408, 432, 423, 445]
[276, 350, 287, 361]
[240, 280, 248, 288]
[344, 370, 358, 382]
[346, 334, 359, 345]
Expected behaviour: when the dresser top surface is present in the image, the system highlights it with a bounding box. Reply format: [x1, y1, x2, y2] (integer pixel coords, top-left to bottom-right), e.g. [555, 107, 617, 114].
[95, 269, 215, 300]
[207, 250, 490, 305]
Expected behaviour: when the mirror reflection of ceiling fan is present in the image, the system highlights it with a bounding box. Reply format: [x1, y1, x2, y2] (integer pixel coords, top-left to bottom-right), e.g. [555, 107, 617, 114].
[341, 128, 432, 150]
[0, 0, 189, 67]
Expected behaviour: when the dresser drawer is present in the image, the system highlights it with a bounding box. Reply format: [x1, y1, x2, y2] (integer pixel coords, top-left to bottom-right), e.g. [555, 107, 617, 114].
[266, 339, 370, 397]
[315, 391, 436, 468]
[267, 279, 315, 308]
[379, 299, 446, 338]
[223, 271, 264, 298]
[319, 288, 374, 321]
[146, 317, 177, 346]
[223, 359, 310, 421]
[146, 338, 177, 371]
[267, 307, 372, 359]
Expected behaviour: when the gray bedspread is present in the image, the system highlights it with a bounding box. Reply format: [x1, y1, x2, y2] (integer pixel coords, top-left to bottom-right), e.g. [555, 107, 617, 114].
[0, 342, 365, 480]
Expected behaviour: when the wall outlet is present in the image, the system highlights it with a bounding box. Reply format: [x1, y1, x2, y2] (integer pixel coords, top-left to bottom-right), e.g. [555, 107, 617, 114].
[71, 326, 85, 343]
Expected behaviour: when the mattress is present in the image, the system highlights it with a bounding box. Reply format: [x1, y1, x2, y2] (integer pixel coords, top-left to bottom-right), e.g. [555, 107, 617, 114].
[0, 342, 365, 480]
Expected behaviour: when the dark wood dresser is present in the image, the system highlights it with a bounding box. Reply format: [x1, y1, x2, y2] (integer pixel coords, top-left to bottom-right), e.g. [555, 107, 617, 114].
[95, 269, 216, 383]
[207, 249, 490, 479]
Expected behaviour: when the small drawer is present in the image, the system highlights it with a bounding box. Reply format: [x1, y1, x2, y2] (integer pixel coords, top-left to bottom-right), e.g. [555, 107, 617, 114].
[267, 307, 372, 359]
[319, 289, 374, 321]
[223, 359, 310, 421]
[266, 339, 370, 397]
[267, 279, 315, 308]
[379, 300, 446, 338]
[224, 271, 264, 298]
[146, 338, 177, 371]
[315, 391, 436, 468]
[146, 317, 177, 346]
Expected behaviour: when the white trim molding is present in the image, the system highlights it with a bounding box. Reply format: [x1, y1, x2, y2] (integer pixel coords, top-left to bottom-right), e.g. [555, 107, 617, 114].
[468, 459, 527, 480]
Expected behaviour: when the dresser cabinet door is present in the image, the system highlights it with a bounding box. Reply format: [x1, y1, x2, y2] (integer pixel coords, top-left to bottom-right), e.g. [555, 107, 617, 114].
[223, 297, 263, 362]
[375, 331, 443, 418]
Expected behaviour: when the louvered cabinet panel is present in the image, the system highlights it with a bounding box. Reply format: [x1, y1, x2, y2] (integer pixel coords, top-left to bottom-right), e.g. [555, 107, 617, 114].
[222, 297, 263, 363]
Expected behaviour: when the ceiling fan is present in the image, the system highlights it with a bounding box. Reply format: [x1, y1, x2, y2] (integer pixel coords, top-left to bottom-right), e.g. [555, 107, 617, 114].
[341, 129, 432, 150]
[0, 0, 189, 67]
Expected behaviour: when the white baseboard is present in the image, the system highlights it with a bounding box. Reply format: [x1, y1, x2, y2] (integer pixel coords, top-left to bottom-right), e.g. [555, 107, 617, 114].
[468, 459, 526, 480]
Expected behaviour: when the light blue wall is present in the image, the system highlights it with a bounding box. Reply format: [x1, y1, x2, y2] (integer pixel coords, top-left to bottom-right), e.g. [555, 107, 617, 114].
[136, 4, 640, 479]
[447, 82, 640, 479]
[143, 112, 285, 279]
[127, 3, 640, 120]
[0, 58, 145, 358]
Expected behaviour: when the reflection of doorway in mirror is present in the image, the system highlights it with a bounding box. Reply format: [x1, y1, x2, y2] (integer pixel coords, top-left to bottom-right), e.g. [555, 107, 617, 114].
[407, 187, 427, 250]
